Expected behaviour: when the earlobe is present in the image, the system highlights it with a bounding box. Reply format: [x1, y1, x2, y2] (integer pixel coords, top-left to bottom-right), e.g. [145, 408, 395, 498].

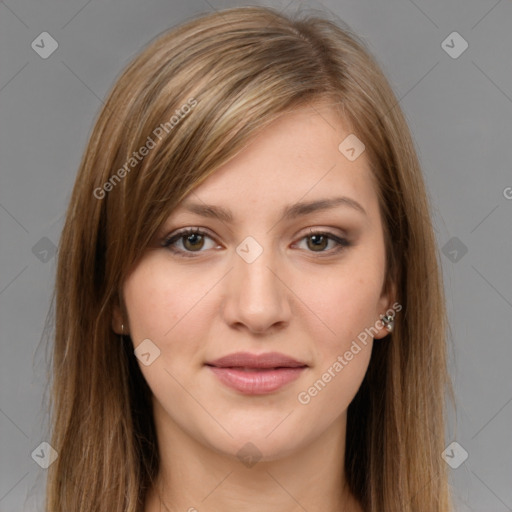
[380, 311, 395, 332]
[374, 280, 398, 340]
[373, 311, 394, 340]
[111, 304, 124, 335]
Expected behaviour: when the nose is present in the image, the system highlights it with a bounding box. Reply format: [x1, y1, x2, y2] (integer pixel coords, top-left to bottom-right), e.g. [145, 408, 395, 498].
[221, 242, 292, 335]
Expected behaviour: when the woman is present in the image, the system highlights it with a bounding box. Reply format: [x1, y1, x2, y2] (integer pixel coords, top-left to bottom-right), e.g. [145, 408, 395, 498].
[47, 6, 454, 511]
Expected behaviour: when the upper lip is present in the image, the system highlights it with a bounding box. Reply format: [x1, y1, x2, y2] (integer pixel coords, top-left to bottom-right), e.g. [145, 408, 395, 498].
[206, 351, 308, 369]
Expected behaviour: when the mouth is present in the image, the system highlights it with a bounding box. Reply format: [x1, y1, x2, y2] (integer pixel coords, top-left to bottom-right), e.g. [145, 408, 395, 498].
[205, 352, 308, 395]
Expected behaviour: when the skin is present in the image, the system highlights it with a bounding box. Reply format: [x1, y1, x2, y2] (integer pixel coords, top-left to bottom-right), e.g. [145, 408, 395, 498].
[113, 102, 395, 512]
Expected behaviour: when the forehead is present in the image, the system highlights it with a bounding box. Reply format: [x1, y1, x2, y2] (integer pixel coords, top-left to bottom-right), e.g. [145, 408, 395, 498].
[174, 103, 380, 224]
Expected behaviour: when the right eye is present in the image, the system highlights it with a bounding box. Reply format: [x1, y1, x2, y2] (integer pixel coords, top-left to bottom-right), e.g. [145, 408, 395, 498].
[161, 228, 220, 257]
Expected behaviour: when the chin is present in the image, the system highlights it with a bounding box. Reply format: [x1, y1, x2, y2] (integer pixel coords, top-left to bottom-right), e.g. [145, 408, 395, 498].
[209, 435, 302, 466]
[200, 417, 312, 464]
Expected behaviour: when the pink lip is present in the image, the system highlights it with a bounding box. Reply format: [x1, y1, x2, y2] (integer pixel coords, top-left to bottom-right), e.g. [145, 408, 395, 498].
[205, 351, 308, 395]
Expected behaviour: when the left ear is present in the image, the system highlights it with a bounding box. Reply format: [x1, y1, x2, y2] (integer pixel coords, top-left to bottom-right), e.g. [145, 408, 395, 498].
[374, 278, 398, 340]
[111, 290, 127, 335]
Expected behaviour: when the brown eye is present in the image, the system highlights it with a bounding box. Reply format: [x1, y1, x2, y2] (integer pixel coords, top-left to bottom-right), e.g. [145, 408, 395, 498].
[162, 228, 218, 257]
[295, 231, 351, 255]
[182, 232, 205, 251]
[306, 234, 329, 252]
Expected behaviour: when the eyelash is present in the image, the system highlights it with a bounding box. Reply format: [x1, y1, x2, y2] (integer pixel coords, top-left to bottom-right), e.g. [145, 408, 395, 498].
[161, 228, 351, 258]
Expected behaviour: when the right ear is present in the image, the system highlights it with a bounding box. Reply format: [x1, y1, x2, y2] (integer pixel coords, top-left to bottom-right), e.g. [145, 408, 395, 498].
[111, 304, 124, 335]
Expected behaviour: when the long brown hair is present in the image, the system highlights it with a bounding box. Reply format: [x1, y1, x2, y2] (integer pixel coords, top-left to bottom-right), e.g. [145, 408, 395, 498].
[46, 6, 454, 511]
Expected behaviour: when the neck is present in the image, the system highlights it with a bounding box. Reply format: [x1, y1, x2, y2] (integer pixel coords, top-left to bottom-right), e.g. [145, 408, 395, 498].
[145, 402, 362, 512]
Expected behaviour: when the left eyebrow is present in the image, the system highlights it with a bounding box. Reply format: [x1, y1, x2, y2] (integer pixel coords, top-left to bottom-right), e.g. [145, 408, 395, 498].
[178, 196, 367, 224]
[281, 196, 367, 220]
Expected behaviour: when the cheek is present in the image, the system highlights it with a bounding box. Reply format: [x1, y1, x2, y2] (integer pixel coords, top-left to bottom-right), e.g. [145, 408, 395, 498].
[122, 257, 211, 411]
[123, 255, 214, 342]
[296, 270, 378, 417]
[303, 262, 385, 350]
[298, 257, 384, 412]
[295, 343, 371, 434]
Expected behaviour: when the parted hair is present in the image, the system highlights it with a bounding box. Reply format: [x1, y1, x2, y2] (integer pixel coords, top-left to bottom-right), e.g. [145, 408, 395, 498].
[46, 6, 453, 511]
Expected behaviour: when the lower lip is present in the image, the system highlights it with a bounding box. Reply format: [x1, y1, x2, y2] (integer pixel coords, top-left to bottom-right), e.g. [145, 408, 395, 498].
[207, 366, 306, 395]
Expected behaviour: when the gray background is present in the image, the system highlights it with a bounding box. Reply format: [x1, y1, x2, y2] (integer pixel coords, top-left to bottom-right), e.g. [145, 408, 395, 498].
[1, 0, 511, 511]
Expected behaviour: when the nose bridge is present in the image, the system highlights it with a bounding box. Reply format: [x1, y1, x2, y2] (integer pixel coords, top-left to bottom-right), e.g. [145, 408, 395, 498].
[222, 235, 290, 332]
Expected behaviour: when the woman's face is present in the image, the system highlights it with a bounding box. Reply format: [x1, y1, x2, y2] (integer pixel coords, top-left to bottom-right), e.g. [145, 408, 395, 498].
[116, 103, 394, 461]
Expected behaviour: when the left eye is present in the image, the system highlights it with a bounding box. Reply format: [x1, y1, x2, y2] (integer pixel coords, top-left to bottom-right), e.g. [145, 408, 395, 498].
[162, 228, 349, 257]
[294, 231, 349, 253]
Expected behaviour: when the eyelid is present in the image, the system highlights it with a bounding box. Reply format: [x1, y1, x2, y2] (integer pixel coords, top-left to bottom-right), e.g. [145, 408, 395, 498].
[292, 229, 351, 254]
[163, 226, 216, 241]
[161, 227, 220, 253]
[161, 226, 352, 257]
